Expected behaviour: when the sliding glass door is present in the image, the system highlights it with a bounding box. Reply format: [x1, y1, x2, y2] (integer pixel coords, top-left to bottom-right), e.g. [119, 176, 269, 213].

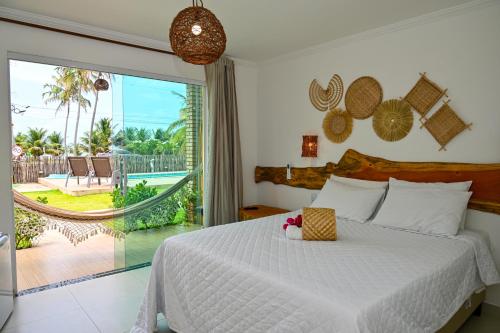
[9, 57, 204, 291]
[112, 74, 204, 269]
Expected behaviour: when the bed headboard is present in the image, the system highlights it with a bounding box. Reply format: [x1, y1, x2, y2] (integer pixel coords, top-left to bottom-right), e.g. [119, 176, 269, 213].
[255, 149, 500, 215]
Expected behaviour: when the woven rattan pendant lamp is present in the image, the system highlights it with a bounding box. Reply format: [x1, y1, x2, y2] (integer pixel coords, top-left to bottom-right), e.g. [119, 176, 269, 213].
[169, 0, 226, 65]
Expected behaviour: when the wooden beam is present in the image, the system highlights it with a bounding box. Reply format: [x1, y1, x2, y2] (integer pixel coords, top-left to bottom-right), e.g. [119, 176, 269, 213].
[255, 149, 500, 215]
[0, 17, 176, 56]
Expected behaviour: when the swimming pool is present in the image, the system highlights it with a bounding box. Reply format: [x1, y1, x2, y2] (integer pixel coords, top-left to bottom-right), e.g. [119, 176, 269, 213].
[46, 171, 188, 180]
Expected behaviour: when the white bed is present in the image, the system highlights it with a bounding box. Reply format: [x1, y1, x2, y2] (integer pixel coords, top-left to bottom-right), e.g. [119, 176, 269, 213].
[131, 211, 500, 333]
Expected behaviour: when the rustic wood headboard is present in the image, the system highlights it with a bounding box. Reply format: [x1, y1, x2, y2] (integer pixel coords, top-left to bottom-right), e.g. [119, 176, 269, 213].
[255, 149, 500, 215]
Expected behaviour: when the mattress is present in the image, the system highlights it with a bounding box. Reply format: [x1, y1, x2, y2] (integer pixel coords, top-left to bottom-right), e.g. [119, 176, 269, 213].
[131, 210, 500, 333]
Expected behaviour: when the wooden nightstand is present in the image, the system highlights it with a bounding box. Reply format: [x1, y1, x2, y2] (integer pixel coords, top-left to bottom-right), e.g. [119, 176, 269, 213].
[239, 205, 290, 221]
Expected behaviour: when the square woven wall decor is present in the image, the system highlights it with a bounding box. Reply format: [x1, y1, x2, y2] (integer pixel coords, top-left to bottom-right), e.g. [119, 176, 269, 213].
[302, 207, 337, 241]
[423, 102, 472, 151]
[404, 73, 447, 121]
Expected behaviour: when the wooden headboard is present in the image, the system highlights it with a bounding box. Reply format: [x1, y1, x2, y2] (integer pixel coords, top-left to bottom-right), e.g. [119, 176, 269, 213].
[255, 149, 500, 215]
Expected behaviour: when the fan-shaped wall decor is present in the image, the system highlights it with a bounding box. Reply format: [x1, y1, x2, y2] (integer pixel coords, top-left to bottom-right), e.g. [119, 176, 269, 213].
[345, 76, 383, 119]
[309, 74, 343, 111]
[372, 99, 413, 142]
[322, 108, 353, 143]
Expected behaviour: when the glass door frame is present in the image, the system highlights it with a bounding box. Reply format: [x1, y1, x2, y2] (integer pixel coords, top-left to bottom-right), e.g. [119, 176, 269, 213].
[7, 52, 207, 292]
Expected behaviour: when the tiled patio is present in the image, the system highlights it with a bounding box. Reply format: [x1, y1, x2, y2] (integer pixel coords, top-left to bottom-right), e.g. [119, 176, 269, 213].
[38, 177, 113, 196]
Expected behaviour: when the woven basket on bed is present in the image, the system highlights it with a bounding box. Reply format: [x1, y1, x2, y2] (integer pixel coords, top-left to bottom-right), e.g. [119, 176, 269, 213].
[302, 207, 337, 241]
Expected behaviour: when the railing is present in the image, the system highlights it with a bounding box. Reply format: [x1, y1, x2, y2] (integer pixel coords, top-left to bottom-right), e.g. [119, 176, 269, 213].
[12, 155, 186, 183]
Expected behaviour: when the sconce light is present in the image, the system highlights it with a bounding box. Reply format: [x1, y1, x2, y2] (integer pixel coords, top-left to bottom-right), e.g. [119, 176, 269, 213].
[301, 135, 318, 157]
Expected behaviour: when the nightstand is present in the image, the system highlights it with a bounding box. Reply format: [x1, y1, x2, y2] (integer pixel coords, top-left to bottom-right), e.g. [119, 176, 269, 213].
[239, 205, 290, 221]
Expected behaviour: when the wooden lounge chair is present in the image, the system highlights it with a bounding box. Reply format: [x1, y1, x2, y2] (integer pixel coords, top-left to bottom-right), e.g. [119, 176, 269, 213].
[66, 157, 91, 187]
[90, 157, 113, 185]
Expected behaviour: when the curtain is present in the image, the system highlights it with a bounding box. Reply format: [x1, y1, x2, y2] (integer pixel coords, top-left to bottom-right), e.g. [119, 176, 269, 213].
[204, 57, 243, 227]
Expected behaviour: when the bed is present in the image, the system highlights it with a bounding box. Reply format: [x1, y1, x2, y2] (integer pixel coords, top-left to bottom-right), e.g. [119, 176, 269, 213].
[132, 150, 500, 333]
[132, 212, 499, 332]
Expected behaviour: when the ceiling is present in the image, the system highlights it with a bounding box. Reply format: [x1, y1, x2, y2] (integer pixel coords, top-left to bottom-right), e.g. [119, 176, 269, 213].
[0, 0, 471, 62]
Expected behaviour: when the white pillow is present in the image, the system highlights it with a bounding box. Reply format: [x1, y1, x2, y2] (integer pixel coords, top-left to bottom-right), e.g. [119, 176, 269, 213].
[330, 175, 388, 189]
[372, 188, 472, 236]
[389, 177, 472, 191]
[311, 181, 386, 223]
[389, 177, 472, 229]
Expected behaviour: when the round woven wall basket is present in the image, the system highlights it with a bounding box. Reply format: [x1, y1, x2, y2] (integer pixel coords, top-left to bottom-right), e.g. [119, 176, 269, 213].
[372, 99, 413, 142]
[323, 108, 353, 143]
[345, 76, 383, 119]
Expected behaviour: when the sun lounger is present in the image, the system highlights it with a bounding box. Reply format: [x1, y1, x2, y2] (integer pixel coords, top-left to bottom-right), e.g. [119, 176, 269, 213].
[66, 157, 91, 187]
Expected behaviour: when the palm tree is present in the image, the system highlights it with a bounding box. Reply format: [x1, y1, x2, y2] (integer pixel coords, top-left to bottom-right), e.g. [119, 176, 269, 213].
[26, 128, 47, 157]
[88, 72, 111, 155]
[58, 68, 92, 155]
[136, 128, 151, 142]
[46, 131, 64, 156]
[167, 90, 189, 154]
[14, 132, 28, 150]
[81, 117, 113, 155]
[43, 67, 75, 155]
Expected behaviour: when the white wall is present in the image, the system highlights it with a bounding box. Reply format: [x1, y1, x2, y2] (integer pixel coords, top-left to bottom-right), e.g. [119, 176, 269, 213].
[255, 3, 500, 305]
[0, 21, 258, 289]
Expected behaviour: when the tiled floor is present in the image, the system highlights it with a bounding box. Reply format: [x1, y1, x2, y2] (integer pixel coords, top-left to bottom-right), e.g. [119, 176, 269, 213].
[3, 267, 500, 333]
[3, 267, 172, 333]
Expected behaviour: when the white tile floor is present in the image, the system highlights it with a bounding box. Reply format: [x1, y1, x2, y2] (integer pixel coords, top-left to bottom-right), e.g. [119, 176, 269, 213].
[2, 267, 172, 333]
[3, 267, 500, 333]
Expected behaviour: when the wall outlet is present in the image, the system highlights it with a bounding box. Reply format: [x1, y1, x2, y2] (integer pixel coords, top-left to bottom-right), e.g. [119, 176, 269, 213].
[286, 164, 292, 180]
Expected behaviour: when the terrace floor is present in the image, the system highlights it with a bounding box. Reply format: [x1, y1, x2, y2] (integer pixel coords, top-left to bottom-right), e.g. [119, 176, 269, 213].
[38, 177, 112, 196]
[16, 224, 202, 291]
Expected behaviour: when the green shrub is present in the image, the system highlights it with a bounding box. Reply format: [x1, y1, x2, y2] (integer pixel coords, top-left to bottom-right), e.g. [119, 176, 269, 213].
[112, 180, 157, 209]
[14, 208, 46, 250]
[118, 184, 198, 233]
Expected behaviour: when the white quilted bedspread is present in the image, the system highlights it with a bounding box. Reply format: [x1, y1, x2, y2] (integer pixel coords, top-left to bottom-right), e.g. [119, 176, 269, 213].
[132, 211, 500, 333]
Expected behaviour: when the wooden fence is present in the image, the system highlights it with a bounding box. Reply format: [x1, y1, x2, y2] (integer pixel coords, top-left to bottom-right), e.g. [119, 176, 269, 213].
[12, 155, 186, 183]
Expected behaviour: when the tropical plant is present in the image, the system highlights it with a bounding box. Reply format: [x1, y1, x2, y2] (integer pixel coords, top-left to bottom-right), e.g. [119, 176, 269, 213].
[46, 131, 64, 156]
[80, 117, 113, 155]
[166, 90, 189, 154]
[43, 67, 76, 155]
[56, 67, 92, 155]
[111, 180, 158, 209]
[14, 132, 28, 150]
[14, 207, 46, 250]
[24, 128, 47, 156]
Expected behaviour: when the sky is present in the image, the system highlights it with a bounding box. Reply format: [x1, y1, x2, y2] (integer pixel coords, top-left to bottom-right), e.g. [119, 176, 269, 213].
[10, 60, 187, 144]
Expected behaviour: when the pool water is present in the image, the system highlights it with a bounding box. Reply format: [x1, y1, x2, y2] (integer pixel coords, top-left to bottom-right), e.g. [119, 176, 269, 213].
[46, 171, 188, 180]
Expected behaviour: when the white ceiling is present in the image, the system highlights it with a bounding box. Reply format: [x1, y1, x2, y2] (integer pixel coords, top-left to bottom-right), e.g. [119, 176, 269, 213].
[0, 0, 471, 62]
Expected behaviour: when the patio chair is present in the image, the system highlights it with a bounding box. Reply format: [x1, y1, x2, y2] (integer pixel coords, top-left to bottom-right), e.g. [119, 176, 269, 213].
[66, 157, 91, 187]
[90, 157, 113, 185]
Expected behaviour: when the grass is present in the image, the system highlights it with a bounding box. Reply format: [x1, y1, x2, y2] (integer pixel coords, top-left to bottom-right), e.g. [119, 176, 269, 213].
[21, 184, 173, 212]
[22, 190, 113, 211]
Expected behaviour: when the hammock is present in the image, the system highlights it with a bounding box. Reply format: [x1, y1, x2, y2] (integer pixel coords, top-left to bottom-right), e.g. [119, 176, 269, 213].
[13, 170, 198, 245]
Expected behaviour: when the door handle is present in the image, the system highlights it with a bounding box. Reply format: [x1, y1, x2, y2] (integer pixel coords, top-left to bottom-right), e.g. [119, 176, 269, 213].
[0, 235, 9, 247]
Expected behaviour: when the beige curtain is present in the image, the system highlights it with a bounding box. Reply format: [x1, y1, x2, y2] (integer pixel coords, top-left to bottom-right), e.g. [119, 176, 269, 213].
[204, 57, 243, 227]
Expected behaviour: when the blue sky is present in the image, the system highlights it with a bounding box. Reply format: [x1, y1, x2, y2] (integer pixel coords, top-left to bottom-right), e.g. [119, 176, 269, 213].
[10, 60, 187, 142]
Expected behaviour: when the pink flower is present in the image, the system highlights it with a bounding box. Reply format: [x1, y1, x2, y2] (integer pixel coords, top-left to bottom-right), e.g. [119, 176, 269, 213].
[282, 223, 289, 230]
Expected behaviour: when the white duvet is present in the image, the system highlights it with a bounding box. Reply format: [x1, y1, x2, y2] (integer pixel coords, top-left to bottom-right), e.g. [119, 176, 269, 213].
[131, 211, 500, 333]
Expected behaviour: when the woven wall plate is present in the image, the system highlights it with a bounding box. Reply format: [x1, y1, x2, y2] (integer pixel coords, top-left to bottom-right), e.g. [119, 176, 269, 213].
[404, 73, 447, 120]
[423, 102, 472, 151]
[322, 108, 353, 143]
[345, 76, 383, 119]
[372, 99, 413, 142]
[309, 74, 343, 111]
